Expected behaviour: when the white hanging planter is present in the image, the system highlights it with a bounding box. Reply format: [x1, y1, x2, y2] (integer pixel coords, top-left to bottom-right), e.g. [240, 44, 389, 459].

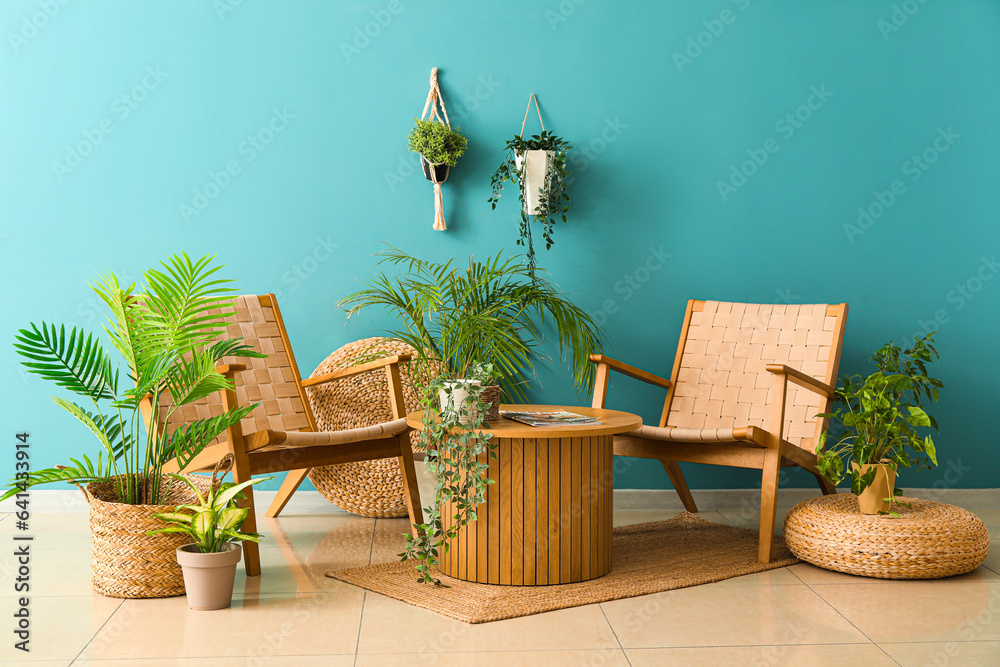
[515, 149, 554, 216]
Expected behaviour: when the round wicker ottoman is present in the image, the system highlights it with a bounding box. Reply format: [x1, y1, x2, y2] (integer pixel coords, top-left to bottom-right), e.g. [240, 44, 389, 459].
[305, 338, 429, 518]
[783, 495, 990, 579]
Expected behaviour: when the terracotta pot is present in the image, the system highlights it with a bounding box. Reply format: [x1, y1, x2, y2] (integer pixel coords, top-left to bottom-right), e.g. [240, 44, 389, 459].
[852, 461, 896, 515]
[176, 543, 242, 610]
[420, 157, 450, 183]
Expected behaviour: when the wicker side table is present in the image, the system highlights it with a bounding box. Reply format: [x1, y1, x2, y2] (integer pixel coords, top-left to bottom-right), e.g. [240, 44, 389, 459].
[783, 495, 990, 579]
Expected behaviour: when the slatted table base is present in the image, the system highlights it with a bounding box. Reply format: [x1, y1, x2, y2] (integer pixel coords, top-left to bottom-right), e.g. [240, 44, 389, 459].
[440, 434, 614, 585]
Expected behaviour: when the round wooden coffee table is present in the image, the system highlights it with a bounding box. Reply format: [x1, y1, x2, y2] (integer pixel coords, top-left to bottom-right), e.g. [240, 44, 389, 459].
[406, 404, 641, 585]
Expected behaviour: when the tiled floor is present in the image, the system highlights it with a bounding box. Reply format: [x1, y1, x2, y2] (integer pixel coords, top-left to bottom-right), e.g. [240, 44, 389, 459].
[0, 504, 997, 666]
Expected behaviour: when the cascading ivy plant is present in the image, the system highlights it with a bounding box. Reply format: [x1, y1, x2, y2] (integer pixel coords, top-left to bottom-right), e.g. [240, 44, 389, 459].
[399, 373, 498, 585]
[816, 333, 943, 504]
[488, 131, 572, 274]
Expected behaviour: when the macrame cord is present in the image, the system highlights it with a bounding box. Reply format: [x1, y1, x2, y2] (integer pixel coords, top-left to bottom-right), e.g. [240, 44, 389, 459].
[421, 67, 452, 231]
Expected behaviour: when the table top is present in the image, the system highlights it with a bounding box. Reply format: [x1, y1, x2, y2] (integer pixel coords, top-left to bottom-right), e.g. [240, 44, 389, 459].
[405, 404, 642, 439]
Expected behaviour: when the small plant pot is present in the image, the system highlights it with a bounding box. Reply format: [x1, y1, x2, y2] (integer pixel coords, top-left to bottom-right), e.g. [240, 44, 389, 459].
[852, 461, 897, 515]
[515, 149, 554, 215]
[176, 543, 242, 610]
[481, 384, 500, 422]
[438, 379, 482, 424]
[421, 157, 450, 183]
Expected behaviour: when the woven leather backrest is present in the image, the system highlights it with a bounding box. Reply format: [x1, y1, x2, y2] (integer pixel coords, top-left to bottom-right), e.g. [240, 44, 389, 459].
[665, 301, 847, 450]
[157, 294, 315, 444]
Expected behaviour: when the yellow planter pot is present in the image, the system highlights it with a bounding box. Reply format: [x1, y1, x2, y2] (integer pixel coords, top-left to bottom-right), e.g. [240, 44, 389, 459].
[852, 461, 896, 514]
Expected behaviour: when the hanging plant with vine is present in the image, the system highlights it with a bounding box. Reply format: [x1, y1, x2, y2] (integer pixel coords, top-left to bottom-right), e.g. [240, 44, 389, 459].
[488, 97, 572, 275]
[399, 372, 498, 585]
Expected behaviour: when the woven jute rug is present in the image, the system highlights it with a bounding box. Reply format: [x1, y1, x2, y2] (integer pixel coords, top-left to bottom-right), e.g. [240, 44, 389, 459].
[326, 512, 798, 623]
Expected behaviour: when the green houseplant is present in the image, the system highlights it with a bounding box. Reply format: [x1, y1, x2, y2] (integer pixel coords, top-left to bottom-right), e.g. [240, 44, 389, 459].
[341, 246, 603, 583]
[149, 456, 273, 609]
[408, 118, 468, 181]
[816, 333, 943, 514]
[4, 253, 265, 598]
[488, 130, 572, 273]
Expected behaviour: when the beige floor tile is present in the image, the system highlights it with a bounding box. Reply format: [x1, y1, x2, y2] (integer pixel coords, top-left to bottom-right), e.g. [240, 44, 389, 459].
[73, 657, 355, 666]
[257, 512, 375, 550]
[0, 547, 92, 597]
[2, 662, 71, 667]
[355, 649, 630, 666]
[626, 643, 898, 666]
[813, 581, 1000, 642]
[789, 562, 1000, 585]
[369, 517, 411, 563]
[235, 536, 375, 595]
[0, 595, 121, 662]
[602, 583, 868, 648]
[357, 592, 621, 654]
[78, 590, 364, 660]
[879, 640, 1000, 666]
[0, 514, 92, 548]
[712, 567, 803, 586]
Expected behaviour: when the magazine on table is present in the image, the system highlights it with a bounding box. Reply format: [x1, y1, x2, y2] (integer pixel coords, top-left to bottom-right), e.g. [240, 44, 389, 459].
[501, 410, 602, 427]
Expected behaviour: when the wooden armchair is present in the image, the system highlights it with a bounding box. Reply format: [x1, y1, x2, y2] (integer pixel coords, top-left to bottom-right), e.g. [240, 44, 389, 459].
[591, 300, 848, 563]
[145, 294, 423, 576]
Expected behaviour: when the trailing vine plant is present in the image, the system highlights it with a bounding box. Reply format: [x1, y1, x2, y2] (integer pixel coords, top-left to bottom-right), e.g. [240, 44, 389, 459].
[399, 371, 498, 585]
[488, 131, 572, 275]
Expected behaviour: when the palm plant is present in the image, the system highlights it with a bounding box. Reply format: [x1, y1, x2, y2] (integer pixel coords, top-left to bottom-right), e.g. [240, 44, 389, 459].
[4, 254, 264, 505]
[339, 246, 605, 401]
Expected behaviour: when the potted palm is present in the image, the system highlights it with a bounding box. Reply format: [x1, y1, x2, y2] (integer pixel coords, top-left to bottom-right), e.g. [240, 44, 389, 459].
[341, 246, 603, 583]
[816, 333, 943, 514]
[149, 456, 273, 610]
[4, 254, 264, 597]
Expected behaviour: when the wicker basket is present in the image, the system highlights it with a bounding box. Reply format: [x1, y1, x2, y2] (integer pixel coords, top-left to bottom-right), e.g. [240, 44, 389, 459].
[481, 384, 500, 421]
[87, 473, 214, 598]
[783, 495, 990, 579]
[306, 338, 435, 518]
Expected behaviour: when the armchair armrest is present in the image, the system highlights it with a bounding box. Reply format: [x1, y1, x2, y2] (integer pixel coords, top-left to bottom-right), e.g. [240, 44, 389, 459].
[765, 364, 835, 398]
[215, 363, 247, 377]
[301, 354, 412, 388]
[589, 354, 671, 389]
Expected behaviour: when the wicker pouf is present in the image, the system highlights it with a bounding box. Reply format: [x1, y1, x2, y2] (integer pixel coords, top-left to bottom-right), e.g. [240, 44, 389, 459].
[783, 495, 990, 579]
[87, 473, 214, 598]
[306, 338, 432, 518]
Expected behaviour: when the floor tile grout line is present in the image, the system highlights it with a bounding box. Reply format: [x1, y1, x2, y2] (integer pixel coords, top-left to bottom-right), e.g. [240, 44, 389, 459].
[597, 602, 630, 664]
[801, 579, 888, 650]
[68, 597, 124, 665]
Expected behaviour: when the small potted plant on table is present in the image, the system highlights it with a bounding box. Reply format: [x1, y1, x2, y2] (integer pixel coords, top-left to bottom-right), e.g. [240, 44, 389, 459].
[150, 456, 272, 610]
[816, 333, 943, 514]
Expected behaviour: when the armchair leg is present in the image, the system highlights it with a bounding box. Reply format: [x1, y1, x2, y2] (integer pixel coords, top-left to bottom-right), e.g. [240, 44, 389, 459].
[231, 457, 261, 577]
[396, 435, 425, 534]
[814, 472, 837, 496]
[757, 448, 782, 564]
[661, 460, 697, 513]
[266, 468, 310, 518]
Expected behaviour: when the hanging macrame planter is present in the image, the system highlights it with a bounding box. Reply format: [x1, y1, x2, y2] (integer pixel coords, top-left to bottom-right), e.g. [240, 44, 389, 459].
[409, 67, 467, 231]
[515, 95, 554, 216]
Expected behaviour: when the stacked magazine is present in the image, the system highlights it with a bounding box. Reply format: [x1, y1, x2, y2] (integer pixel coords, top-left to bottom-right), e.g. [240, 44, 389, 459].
[501, 411, 602, 427]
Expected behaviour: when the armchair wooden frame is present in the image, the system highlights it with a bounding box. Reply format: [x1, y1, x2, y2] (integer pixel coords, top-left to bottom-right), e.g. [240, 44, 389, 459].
[145, 294, 424, 577]
[591, 299, 848, 563]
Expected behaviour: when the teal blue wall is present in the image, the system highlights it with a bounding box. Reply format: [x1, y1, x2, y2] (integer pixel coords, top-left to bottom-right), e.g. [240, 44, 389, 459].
[2, 1, 997, 492]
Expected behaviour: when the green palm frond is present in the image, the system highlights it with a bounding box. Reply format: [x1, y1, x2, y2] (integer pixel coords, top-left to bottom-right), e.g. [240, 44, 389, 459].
[1, 454, 109, 501]
[14, 323, 118, 400]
